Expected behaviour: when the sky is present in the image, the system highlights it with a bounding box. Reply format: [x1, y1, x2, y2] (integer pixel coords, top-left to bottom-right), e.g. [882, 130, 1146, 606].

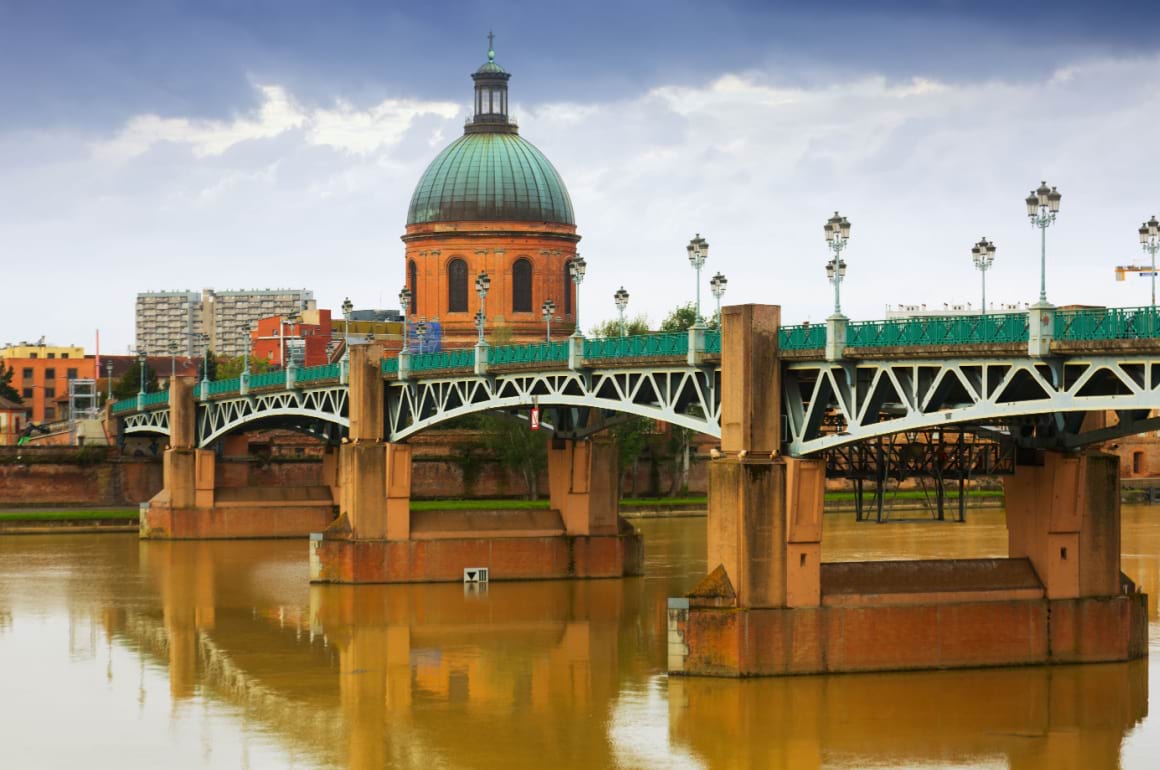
[2, 0, 1160, 353]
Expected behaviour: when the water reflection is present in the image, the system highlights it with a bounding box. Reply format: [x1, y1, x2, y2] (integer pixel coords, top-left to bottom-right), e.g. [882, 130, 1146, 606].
[0, 507, 1158, 769]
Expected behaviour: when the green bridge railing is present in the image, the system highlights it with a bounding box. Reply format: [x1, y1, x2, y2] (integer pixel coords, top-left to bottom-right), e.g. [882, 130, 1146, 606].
[248, 370, 286, 390]
[491, 340, 569, 365]
[583, 332, 688, 360]
[297, 363, 340, 384]
[1055, 306, 1160, 341]
[846, 312, 1030, 348]
[779, 324, 827, 350]
[206, 377, 240, 397]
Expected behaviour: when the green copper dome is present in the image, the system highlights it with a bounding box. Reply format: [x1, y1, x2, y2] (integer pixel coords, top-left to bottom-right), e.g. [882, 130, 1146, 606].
[406, 132, 576, 226]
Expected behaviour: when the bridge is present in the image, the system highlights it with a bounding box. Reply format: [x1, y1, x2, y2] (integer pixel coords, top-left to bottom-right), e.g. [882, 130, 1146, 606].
[114, 303, 1160, 454]
[112, 302, 1156, 677]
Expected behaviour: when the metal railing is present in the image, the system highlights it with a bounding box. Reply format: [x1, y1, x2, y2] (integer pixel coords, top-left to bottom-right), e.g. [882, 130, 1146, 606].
[296, 363, 340, 384]
[206, 377, 241, 397]
[583, 332, 687, 360]
[248, 370, 287, 390]
[779, 324, 827, 350]
[1055, 306, 1160, 341]
[110, 399, 136, 415]
[846, 313, 1029, 348]
[140, 390, 171, 409]
[382, 358, 399, 375]
[490, 340, 569, 365]
[411, 348, 475, 373]
[704, 330, 722, 354]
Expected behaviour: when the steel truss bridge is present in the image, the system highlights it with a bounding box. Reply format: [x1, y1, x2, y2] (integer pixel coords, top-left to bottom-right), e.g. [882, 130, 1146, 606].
[114, 305, 1160, 459]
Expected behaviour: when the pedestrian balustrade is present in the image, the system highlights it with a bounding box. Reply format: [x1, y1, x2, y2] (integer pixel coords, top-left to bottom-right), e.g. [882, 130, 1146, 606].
[1055, 305, 1160, 341]
[206, 377, 241, 397]
[248, 370, 287, 390]
[846, 312, 1029, 348]
[490, 340, 569, 365]
[583, 332, 688, 360]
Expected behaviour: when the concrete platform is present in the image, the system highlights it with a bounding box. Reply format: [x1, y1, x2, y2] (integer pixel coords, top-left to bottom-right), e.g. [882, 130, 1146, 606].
[668, 559, 1148, 677]
[140, 486, 337, 539]
[310, 514, 643, 583]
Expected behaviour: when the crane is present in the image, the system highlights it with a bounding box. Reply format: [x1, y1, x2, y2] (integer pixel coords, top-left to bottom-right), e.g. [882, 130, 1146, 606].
[1113, 265, 1158, 281]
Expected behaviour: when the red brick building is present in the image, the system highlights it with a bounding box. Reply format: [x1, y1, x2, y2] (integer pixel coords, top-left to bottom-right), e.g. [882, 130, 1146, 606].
[402, 43, 579, 347]
[251, 309, 334, 367]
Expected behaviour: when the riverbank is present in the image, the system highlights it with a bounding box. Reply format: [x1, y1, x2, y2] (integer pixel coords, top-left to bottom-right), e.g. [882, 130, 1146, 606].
[0, 508, 140, 534]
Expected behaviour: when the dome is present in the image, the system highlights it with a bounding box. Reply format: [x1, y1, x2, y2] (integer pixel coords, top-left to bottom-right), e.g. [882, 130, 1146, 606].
[406, 132, 576, 226]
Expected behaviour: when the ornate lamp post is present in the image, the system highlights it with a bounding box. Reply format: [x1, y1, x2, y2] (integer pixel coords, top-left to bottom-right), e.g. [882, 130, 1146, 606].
[569, 254, 587, 337]
[398, 288, 412, 351]
[105, 361, 113, 403]
[971, 237, 997, 315]
[136, 350, 148, 409]
[824, 211, 851, 316]
[199, 334, 210, 387]
[1139, 216, 1160, 308]
[541, 299, 556, 341]
[341, 297, 353, 361]
[614, 287, 630, 337]
[240, 324, 252, 378]
[709, 272, 727, 325]
[1025, 181, 1061, 304]
[475, 271, 491, 346]
[167, 340, 177, 382]
[686, 234, 709, 327]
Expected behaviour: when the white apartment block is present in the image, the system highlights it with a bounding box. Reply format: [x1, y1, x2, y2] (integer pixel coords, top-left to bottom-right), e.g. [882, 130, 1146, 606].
[136, 288, 316, 358]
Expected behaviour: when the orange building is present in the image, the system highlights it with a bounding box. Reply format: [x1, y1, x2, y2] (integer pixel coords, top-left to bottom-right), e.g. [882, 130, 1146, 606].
[0, 351, 95, 424]
[251, 309, 335, 367]
[402, 42, 579, 347]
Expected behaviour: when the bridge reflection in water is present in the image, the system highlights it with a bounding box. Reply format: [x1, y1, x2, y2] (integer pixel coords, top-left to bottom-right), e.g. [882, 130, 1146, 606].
[2, 510, 1156, 769]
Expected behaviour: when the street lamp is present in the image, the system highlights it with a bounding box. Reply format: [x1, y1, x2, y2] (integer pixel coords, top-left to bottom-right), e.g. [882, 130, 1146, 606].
[569, 254, 587, 337]
[167, 340, 177, 382]
[398, 288, 412, 351]
[1026, 180, 1061, 304]
[971, 237, 997, 315]
[341, 297, 353, 361]
[240, 324, 251, 377]
[1139, 216, 1160, 307]
[686, 234, 709, 327]
[709, 272, 727, 326]
[198, 334, 210, 386]
[105, 361, 113, 403]
[541, 299, 556, 341]
[137, 350, 147, 396]
[824, 211, 851, 316]
[614, 287, 630, 337]
[475, 271, 491, 346]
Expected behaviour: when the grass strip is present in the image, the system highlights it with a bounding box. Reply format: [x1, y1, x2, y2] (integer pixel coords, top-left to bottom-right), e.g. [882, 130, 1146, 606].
[0, 509, 139, 522]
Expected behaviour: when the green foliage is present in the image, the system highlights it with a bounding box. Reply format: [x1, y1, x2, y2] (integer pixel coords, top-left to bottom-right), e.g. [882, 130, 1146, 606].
[611, 416, 655, 496]
[478, 413, 549, 500]
[589, 313, 651, 338]
[0, 362, 21, 403]
[214, 355, 273, 380]
[112, 361, 158, 401]
[660, 302, 719, 331]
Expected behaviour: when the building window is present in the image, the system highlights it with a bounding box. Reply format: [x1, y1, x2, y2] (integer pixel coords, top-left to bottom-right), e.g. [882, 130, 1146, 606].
[67, 368, 78, 379]
[47, 353, 55, 359]
[409, 260, 418, 313]
[44, 369, 55, 380]
[44, 387, 55, 399]
[512, 258, 533, 313]
[29, 352, 37, 359]
[44, 407, 55, 420]
[448, 258, 468, 313]
[1133, 452, 1145, 475]
[21, 368, 32, 380]
[563, 260, 573, 315]
[61, 353, 69, 359]
[22, 388, 32, 399]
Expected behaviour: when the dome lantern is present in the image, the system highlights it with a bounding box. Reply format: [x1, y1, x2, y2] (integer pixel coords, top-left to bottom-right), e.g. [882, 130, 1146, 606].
[468, 31, 514, 134]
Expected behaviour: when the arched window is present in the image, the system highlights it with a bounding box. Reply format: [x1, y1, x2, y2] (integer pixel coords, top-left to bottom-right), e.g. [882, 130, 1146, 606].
[563, 260, 573, 315]
[448, 258, 468, 313]
[512, 258, 532, 313]
[408, 260, 418, 314]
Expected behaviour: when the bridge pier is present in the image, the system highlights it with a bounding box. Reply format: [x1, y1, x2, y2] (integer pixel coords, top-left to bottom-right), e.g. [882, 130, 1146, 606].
[669, 304, 1147, 677]
[139, 376, 338, 539]
[310, 345, 642, 584]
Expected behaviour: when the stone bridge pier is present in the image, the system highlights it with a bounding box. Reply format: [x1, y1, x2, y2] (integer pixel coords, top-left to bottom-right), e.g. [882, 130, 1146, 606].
[310, 344, 642, 583]
[669, 304, 1148, 677]
[139, 376, 337, 539]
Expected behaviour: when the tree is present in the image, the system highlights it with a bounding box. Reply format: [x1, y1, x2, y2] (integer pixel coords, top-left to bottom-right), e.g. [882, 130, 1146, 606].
[660, 302, 719, 331]
[214, 355, 273, 380]
[0, 362, 21, 403]
[588, 313, 650, 338]
[478, 413, 549, 500]
[112, 361, 158, 402]
[611, 416, 655, 496]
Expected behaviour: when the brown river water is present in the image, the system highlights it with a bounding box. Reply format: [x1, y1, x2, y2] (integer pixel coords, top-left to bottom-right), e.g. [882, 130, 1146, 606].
[1, 507, 1158, 769]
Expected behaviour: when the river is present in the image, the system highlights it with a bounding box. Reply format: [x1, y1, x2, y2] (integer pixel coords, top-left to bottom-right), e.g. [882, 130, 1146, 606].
[0, 507, 1157, 769]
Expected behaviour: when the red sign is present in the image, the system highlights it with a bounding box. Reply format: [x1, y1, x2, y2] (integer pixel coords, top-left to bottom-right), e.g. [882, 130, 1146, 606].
[530, 407, 540, 430]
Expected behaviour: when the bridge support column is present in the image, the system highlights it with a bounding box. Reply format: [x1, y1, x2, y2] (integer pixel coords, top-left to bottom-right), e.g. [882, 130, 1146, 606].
[670, 306, 1147, 677]
[140, 375, 337, 540]
[311, 346, 641, 584]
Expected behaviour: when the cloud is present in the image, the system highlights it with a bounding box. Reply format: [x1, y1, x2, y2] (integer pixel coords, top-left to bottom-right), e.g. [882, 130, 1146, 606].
[91, 84, 459, 161]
